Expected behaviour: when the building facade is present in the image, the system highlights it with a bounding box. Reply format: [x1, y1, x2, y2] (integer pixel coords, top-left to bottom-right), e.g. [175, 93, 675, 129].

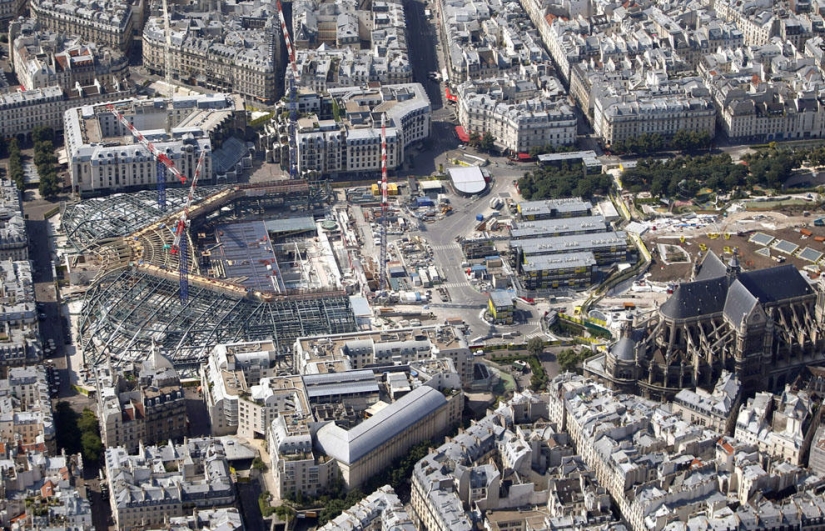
[64, 93, 246, 196]
[96, 350, 186, 453]
[142, 9, 277, 103]
[10, 19, 130, 93]
[30, 0, 141, 53]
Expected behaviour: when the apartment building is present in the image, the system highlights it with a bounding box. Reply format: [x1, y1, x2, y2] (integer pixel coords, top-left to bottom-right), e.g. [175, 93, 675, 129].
[457, 92, 576, 153]
[143, 3, 277, 103]
[106, 438, 235, 530]
[145, 509, 243, 531]
[201, 340, 280, 436]
[294, 326, 474, 386]
[319, 485, 415, 531]
[0, 183, 26, 262]
[0, 365, 54, 451]
[671, 370, 741, 433]
[95, 350, 186, 453]
[547, 373, 825, 531]
[0, 0, 24, 30]
[290, 0, 411, 91]
[710, 79, 825, 142]
[438, 0, 550, 83]
[276, 83, 430, 177]
[735, 386, 814, 466]
[0, 82, 133, 140]
[64, 93, 245, 196]
[10, 19, 130, 93]
[593, 81, 716, 147]
[411, 390, 618, 531]
[0, 259, 42, 368]
[30, 0, 141, 52]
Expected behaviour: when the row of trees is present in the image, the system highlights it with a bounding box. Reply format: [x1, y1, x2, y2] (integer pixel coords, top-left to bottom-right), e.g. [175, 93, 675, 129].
[518, 162, 612, 200]
[8, 139, 23, 191]
[610, 130, 712, 155]
[620, 154, 748, 197]
[468, 131, 496, 152]
[33, 127, 61, 199]
[54, 402, 103, 463]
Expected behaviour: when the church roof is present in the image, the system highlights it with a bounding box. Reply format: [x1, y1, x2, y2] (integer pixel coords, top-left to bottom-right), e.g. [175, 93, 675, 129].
[612, 337, 636, 361]
[660, 277, 728, 320]
[695, 251, 727, 281]
[723, 280, 758, 326]
[661, 263, 814, 322]
[736, 264, 814, 303]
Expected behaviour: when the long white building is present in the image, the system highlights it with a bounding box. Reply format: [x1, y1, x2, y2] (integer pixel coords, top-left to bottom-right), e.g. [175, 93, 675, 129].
[64, 93, 245, 196]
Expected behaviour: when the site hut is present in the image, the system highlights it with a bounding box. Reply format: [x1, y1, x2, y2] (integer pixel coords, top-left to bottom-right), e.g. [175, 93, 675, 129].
[519, 251, 597, 291]
[488, 290, 515, 324]
[536, 150, 602, 175]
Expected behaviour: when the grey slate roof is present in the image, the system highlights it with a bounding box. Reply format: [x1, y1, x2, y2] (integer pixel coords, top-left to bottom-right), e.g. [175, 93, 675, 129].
[723, 280, 758, 326]
[660, 277, 728, 320]
[695, 251, 726, 281]
[611, 337, 636, 361]
[736, 265, 814, 303]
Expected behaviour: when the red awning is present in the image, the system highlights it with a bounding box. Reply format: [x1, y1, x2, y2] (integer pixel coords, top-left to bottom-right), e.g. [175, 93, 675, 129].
[455, 126, 469, 143]
[517, 152, 533, 161]
[445, 87, 457, 102]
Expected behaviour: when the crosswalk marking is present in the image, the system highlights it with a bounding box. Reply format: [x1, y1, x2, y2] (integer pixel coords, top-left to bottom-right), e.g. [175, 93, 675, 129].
[436, 281, 471, 288]
[430, 244, 460, 251]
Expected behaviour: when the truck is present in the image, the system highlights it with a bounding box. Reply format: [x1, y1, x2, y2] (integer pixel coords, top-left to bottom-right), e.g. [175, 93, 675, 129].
[476, 213, 484, 222]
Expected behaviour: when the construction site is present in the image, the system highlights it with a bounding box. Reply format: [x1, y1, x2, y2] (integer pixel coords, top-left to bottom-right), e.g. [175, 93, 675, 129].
[67, 179, 360, 369]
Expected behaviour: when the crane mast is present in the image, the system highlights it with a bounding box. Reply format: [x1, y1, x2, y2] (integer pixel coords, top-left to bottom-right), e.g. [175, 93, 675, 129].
[107, 104, 187, 210]
[379, 114, 388, 292]
[173, 150, 206, 303]
[108, 102, 206, 303]
[276, 0, 299, 179]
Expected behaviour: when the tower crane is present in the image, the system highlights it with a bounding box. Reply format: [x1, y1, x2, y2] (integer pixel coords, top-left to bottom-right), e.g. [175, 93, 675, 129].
[171, 150, 206, 303]
[155, 0, 174, 206]
[379, 113, 388, 292]
[107, 103, 205, 303]
[276, 0, 299, 179]
[106, 104, 187, 210]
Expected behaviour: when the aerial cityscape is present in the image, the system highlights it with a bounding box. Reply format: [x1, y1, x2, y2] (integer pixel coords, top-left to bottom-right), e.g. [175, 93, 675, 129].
[1, 0, 825, 528]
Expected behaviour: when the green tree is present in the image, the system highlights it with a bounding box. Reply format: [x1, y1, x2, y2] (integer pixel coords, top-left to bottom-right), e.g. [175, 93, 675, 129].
[557, 348, 582, 373]
[479, 131, 495, 152]
[468, 131, 481, 147]
[527, 336, 544, 357]
[81, 431, 103, 462]
[32, 126, 54, 145]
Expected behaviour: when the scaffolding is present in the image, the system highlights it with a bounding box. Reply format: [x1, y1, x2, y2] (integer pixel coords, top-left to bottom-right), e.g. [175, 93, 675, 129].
[78, 268, 357, 368]
[70, 179, 351, 369]
[61, 186, 224, 250]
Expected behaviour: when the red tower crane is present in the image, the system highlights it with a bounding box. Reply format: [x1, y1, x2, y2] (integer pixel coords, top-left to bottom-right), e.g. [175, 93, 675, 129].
[172, 150, 206, 303]
[107, 103, 206, 302]
[379, 114, 388, 292]
[106, 104, 188, 210]
[276, 0, 299, 179]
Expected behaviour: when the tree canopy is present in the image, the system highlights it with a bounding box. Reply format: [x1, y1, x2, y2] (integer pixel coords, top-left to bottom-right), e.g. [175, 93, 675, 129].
[620, 154, 748, 197]
[518, 162, 612, 200]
